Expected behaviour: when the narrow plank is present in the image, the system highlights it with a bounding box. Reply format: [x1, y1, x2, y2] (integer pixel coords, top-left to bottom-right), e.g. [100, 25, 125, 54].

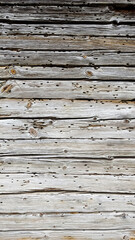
[0, 66, 135, 80]
[0, 212, 135, 230]
[0, 156, 135, 175]
[0, 139, 135, 158]
[2, 23, 135, 36]
[1, 192, 135, 213]
[0, 35, 134, 51]
[0, 118, 135, 139]
[0, 230, 135, 240]
[0, 0, 134, 5]
[1, 80, 135, 100]
[0, 50, 134, 66]
[0, 99, 134, 120]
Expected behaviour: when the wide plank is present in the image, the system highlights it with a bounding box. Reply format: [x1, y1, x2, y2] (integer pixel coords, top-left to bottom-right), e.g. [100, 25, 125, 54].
[1, 6, 135, 23]
[0, 35, 134, 51]
[0, 139, 135, 158]
[0, 230, 135, 240]
[0, 99, 134, 119]
[0, 118, 135, 139]
[1, 80, 135, 100]
[0, 66, 135, 80]
[1, 192, 135, 213]
[0, 50, 134, 66]
[0, 212, 135, 230]
[1, 23, 135, 36]
[0, 156, 135, 175]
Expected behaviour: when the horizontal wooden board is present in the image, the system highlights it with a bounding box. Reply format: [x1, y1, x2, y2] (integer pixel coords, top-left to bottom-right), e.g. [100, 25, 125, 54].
[0, 35, 134, 51]
[0, 156, 135, 175]
[1, 172, 135, 193]
[0, 50, 134, 67]
[0, 99, 134, 120]
[1, 6, 135, 23]
[1, 23, 135, 36]
[0, 212, 135, 230]
[1, 80, 135, 100]
[1, 139, 135, 158]
[0, 66, 135, 80]
[1, 230, 135, 240]
[0, 230, 135, 240]
[1, 192, 135, 213]
[0, 118, 135, 139]
[0, 0, 134, 5]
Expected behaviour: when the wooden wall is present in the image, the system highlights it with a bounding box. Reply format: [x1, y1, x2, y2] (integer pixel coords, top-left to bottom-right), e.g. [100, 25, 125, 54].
[0, 0, 135, 239]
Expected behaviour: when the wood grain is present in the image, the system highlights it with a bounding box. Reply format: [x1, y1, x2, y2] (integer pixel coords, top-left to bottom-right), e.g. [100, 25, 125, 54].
[1, 80, 135, 100]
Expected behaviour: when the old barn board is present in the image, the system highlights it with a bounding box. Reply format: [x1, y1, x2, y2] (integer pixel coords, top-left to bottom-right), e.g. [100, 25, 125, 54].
[0, 0, 135, 240]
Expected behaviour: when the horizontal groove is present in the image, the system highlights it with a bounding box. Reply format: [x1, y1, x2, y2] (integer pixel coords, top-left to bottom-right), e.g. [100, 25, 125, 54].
[1, 19, 135, 25]
[0, 190, 135, 195]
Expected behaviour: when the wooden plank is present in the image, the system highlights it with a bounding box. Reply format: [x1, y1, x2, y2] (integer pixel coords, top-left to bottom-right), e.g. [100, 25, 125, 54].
[0, 156, 135, 175]
[0, 6, 132, 23]
[0, 230, 135, 240]
[0, 35, 134, 51]
[0, 0, 134, 5]
[0, 139, 135, 158]
[0, 99, 134, 120]
[1, 23, 135, 36]
[1, 80, 135, 100]
[0, 50, 134, 67]
[0, 118, 135, 139]
[0, 212, 135, 230]
[1, 192, 135, 213]
[0, 66, 135, 80]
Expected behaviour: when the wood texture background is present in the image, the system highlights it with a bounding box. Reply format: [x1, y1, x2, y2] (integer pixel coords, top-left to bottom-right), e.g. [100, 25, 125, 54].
[0, 0, 135, 239]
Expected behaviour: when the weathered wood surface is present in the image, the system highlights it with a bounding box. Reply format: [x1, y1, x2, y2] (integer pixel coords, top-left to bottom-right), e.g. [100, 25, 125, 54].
[1, 80, 135, 100]
[1, 23, 135, 35]
[0, 99, 134, 119]
[0, 230, 135, 240]
[0, 0, 134, 5]
[0, 156, 135, 175]
[0, 212, 135, 231]
[0, 50, 134, 66]
[1, 0, 135, 237]
[0, 66, 135, 80]
[1, 192, 135, 213]
[1, 36, 135, 51]
[0, 118, 135, 139]
[1, 139, 135, 158]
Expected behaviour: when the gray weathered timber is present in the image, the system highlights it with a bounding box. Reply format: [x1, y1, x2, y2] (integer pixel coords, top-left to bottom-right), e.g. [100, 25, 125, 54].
[0, 172, 135, 193]
[0, 50, 134, 66]
[0, 230, 135, 240]
[0, 35, 134, 51]
[0, 156, 135, 175]
[0, 99, 134, 119]
[0, 0, 134, 4]
[0, 139, 135, 158]
[0, 23, 135, 37]
[1, 192, 135, 213]
[0, 66, 135, 80]
[0, 212, 135, 231]
[0, 6, 134, 23]
[1, 0, 135, 236]
[0, 118, 135, 139]
[1, 23, 135, 35]
[1, 80, 135, 100]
